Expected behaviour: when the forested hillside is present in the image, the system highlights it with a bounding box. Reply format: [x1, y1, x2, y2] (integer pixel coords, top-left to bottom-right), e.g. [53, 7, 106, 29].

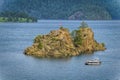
[0, 11, 37, 22]
[0, 0, 120, 20]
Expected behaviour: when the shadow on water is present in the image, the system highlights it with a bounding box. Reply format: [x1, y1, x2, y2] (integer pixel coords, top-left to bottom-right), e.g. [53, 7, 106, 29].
[25, 55, 72, 62]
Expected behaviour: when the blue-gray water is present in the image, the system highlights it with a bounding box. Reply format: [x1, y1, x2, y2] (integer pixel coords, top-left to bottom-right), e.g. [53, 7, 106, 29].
[0, 20, 120, 80]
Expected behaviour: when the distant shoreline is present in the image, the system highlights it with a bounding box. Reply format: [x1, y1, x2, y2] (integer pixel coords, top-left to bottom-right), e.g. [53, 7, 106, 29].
[37, 20, 120, 22]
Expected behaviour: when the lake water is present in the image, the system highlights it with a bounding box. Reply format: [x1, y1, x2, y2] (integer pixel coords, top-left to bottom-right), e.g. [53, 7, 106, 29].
[0, 20, 120, 80]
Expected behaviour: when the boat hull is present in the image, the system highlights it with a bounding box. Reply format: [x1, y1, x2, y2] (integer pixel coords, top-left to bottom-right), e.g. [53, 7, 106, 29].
[85, 62, 101, 65]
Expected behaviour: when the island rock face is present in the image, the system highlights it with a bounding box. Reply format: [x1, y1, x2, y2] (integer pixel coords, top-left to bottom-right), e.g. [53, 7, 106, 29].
[24, 27, 106, 58]
[74, 27, 105, 53]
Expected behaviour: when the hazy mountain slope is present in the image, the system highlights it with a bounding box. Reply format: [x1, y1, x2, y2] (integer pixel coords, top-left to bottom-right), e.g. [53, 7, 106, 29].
[0, 0, 120, 20]
[0, 0, 4, 11]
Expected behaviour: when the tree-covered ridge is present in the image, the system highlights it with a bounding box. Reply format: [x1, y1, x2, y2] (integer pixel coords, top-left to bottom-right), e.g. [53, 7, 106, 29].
[0, 11, 37, 22]
[0, 0, 120, 20]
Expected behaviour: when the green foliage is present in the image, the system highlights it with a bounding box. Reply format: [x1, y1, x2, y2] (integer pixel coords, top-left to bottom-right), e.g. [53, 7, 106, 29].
[59, 26, 69, 32]
[79, 21, 88, 29]
[1, 0, 114, 20]
[74, 30, 82, 46]
[34, 35, 43, 49]
[51, 37, 59, 41]
[60, 26, 64, 30]
[28, 19, 32, 22]
[34, 35, 42, 43]
[0, 17, 6, 22]
[101, 43, 105, 47]
[71, 22, 89, 46]
[71, 29, 82, 47]
[38, 42, 43, 49]
[0, 11, 37, 22]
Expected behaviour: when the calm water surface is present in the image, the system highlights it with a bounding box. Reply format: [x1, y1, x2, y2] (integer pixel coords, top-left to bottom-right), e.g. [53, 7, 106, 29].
[0, 20, 120, 80]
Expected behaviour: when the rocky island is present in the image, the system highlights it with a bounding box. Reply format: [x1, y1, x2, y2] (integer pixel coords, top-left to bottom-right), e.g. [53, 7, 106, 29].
[24, 22, 106, 58]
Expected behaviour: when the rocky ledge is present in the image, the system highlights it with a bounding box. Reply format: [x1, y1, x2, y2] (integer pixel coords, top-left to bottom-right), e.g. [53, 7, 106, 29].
[24, 22, 106, 58]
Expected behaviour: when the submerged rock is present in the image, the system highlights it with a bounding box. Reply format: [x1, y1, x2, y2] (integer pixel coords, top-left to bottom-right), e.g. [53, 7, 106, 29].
[24, 24, 106, 58]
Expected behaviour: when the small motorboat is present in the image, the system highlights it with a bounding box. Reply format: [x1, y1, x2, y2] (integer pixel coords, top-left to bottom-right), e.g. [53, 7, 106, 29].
[85, 59, 101, 65]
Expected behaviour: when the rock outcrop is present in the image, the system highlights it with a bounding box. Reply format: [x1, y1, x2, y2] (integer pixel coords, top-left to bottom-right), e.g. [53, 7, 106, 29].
[74, 27, 105, 53]
[24, 26, 106, 58]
